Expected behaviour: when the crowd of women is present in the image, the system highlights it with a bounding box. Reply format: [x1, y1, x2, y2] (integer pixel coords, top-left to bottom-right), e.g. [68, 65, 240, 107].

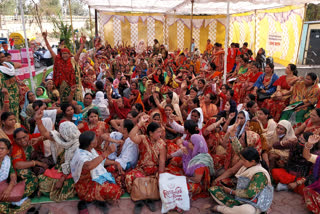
[1, 33, 320, 214]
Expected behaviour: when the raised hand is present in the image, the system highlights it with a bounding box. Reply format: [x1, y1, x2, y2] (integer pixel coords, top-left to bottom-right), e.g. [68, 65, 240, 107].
[308, 135, 320, 145]
[42, 31, 48, 39]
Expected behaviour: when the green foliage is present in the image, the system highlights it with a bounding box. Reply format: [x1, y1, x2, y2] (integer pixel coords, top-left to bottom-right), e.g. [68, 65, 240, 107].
[51, 15, 74, 53]
[63, 0, 88, 16]
[306, 4, 320, 21]
[0, 0, 17, 15]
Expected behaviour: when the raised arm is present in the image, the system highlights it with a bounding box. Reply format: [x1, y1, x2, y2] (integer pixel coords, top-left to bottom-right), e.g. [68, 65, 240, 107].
[129, 115, 149, 144]
[303, 135, 320, 163]
[34, 107, 54, 141]
[42, 31, 56, 61]
[74, 35, 86, 62]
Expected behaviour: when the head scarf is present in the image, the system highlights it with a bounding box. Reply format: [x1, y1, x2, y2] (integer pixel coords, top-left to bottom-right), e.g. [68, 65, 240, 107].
[20, 91, 33, 118]
[112, 97, 131, 119]
[36, 86, 48, 100]
[50, 121, 80, 175]
[53, 48, 76, 87]
[236, 110, 250, 138]
[161, 92, 183, 124]
[60, 48, 71, 54]
[278, 120, 297, 141]
[130, 89, 145, 111]
[187, 108, 204, 129]
[93, 91, 110, 121]
[0, 62, 15, 76]
[182, 134, 214, 176]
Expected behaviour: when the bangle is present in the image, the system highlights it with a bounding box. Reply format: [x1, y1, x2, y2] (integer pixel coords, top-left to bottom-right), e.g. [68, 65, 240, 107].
[305, 143, 313, 150]
[4, 100, 9, 104]
[33, 161, 36, 166]
[229, 190, 233, 195]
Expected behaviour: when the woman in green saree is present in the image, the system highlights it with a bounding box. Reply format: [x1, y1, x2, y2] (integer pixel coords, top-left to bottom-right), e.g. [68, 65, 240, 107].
[281, 72, 320, 128]
[209, 147, 273, 214]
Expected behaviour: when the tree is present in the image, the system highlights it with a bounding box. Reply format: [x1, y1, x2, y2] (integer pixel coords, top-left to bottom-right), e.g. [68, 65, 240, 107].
[52, 15, 73, 52]
[0, 0, 17, 28]
[306, 3, 320, 21]
[63, 0, 88, 16]
[27, 0, 62, 32]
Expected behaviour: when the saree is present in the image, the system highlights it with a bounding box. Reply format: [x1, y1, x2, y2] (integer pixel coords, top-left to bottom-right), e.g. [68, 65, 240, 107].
[11, 144, 38, 198]
[79, 121, 108, 152]
[125, 136, 166, 193]
[225, 130, 262, 170]
[54, 55, 83, 103]
[167, 134, 214, 200]
[0, 156, 31, 214]
[130, 89, 145, 111]
[281, 80, 320, 127]
[209, 164, 272, 210]
[303, 155, 320, 213]
[262, 75, 292, 122]
[71, 149, 123, 201]
[203, 118, 227, 171]
[200, 100, 218, 123]
[38, 151, 75, 202]
[0, 63, 29, 122]
[269, 120, 297, 160]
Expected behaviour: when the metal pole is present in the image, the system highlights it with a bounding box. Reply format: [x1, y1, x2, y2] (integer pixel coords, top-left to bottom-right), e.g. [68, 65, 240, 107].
[19, 0, 35, 92]
[95, 9, 98, 37]
[190, 0, 194, 51]
[223, 1, 230, 84]
[296, 3, 307, 65]
[68, 0, 76, 53]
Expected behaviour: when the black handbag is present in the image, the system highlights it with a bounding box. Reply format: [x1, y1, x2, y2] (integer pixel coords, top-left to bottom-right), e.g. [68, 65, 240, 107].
[257, 90, 271, 101]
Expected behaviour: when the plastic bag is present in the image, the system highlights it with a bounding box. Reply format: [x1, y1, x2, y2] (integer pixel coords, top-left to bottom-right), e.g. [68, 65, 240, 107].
[159, 173, 190, 213]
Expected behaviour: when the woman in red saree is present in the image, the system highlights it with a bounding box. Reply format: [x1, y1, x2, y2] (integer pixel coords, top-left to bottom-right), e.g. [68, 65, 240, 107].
[78, 109, 110, 152]
[203, 117, 227, 171]
[262, 64, 298, 122]
[126, 116, 166, 213]
[233, 62, 263, 103]
[106, 84, 131, 119]
[71, 131, 123, 213]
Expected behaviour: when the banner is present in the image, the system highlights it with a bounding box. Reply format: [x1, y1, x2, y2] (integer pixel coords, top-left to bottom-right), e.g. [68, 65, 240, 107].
[99, 5, 305, 66]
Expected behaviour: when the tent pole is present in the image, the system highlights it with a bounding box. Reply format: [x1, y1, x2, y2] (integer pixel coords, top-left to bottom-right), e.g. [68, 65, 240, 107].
[254, 9, 257, 58]
[68, 0, 76, 53]
[95, 10, 98, 37]
[89, 6, 94, 50]
[190, 0, 194, 51]
[223, 0, 230, 84]
[164, 14, 167, 46]
[19, 0, 35, 92]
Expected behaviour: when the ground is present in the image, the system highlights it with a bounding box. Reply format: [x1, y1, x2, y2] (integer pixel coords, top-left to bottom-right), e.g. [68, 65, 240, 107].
[21, 191, 311, 214]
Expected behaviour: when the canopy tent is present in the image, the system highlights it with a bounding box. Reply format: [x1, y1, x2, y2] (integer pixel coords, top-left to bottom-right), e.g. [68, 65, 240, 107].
[82, 0, 320, 14]
[82, 0, 320, 82]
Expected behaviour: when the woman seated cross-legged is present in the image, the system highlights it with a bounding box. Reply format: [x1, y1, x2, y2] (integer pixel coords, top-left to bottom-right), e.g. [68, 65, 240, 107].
[167, 134, 215, 200]
[209, 147, 273, 214]
[125, 115, 166, 214]
[71, 131, 124, 214]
